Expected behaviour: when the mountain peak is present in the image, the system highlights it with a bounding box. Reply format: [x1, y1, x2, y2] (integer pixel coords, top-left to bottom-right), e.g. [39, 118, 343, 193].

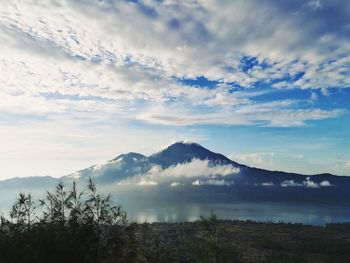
[149, 141, 239, 168]
[177, 140, 200, 146]
[152, 141, 206, 156]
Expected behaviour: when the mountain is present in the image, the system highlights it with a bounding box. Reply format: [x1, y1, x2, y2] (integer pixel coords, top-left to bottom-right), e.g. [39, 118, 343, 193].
[1, 141, 350, 205]
[62, 141, 244, 184]
[0, 176, 57, 190]
[60, 141, 349, 189]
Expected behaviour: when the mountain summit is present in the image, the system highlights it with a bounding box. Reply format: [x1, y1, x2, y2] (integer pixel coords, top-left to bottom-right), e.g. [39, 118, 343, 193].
[149, 141, 241, 168]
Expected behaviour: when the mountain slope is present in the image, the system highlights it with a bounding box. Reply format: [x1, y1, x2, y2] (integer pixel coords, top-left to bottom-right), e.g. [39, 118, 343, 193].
[64, 152, 152, 184]
[0, 176, 57, 190]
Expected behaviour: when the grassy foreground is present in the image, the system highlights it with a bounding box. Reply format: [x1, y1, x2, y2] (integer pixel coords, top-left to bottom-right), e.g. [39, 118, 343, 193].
[144, 220, 350, 263]
[0, 181, 349, 263]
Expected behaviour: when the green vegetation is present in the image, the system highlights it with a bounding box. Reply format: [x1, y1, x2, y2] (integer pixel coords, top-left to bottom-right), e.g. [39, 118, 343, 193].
[1, 181, 350, 263]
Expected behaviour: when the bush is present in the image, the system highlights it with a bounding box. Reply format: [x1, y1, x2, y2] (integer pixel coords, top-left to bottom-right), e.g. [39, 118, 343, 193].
[0, 180, 136, 263]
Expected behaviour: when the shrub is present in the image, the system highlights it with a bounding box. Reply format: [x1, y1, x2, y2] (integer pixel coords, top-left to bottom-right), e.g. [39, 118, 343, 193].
[0, 180, 136, 263]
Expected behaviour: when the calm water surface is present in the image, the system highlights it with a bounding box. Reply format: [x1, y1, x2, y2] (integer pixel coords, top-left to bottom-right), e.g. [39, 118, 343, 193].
[120, 200, 350, 225]
[1, 186, 350, 226]
[109, 187, 350, 225]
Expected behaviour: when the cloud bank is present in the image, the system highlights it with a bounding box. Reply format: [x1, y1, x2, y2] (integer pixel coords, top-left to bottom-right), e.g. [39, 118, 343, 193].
[0, 0, 348, 127]
[118, 158, 240, 186]
[281, 177, 334, 188]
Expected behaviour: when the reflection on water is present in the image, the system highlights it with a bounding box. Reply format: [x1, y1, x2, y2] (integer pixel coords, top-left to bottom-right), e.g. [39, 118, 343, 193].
[105, 186, 350, 226]
[1, 186, 350, 226]
[119, 200, 350, 225]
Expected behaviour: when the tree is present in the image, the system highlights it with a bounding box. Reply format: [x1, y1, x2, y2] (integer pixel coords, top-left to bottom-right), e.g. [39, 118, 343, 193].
[198, 210, 238, 263]
[10, 193, 36, 228]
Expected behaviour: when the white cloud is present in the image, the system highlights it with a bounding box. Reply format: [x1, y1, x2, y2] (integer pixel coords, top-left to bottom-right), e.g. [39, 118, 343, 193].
[118, 158, 239, 186]
[192, 180, 201, 186]
[147, 158, 240, 178]
[192, 179, 234, 186]
[281, 180, 304, 187]
[137, 180, 158, 186]
[319, 180, 333, 187]
[304, 177, 335, 188]
[281, 177, 335, 188]
[138, 101, 343, 127]
[303, 177, 320, 188]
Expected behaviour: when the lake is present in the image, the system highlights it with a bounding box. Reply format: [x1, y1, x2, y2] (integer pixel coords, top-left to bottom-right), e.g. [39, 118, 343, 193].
[1, 185, 350, 226]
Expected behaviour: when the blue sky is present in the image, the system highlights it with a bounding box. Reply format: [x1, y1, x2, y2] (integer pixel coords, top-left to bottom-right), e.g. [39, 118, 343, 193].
[0, 0, 349, 179]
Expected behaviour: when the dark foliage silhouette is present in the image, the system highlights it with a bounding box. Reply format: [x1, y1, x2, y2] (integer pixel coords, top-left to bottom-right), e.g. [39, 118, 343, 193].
[0, 180, 136, 263]
[1, 181, 350, 263]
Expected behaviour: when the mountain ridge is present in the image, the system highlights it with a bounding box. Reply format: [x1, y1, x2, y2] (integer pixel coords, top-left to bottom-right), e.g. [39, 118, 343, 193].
[56, 141, 349, 190]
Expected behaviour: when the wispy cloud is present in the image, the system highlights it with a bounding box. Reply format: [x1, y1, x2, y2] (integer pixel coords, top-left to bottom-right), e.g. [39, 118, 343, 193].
[0, 0, 347, 127]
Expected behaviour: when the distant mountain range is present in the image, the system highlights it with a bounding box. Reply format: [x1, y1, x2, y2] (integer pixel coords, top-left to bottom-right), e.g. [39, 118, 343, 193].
[1, 141, 350, 204]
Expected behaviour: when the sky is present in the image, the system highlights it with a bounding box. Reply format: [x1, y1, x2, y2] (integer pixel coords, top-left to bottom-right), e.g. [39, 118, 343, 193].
[0, 0, 349, 179]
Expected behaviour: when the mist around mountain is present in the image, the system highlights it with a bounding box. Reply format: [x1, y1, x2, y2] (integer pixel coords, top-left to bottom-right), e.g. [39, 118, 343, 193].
[1, 141, 350, 219]
[60, 141, 348, 189]
[1, 141, 350, 193]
